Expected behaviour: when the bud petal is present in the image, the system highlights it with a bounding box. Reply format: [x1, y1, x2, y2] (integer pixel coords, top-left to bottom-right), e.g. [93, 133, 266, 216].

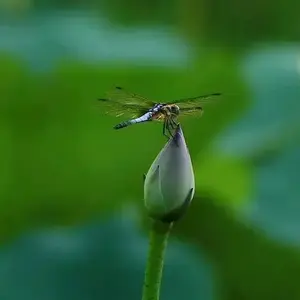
[144, 125, 195, 222]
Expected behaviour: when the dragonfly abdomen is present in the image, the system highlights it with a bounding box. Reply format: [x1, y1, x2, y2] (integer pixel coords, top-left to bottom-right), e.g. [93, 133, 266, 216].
[114, 112, 152, 130]
[114, 121, 132, 129]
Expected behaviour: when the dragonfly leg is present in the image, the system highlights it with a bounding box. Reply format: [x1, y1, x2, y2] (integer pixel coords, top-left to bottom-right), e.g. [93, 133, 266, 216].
[166, 118, 174, 138]
[163, 120, 169, 139]
[169, 118, 175, 130]
[171, 116, 179, 127]
[169, 118, 181, 146]
[170, 117, 178, 129]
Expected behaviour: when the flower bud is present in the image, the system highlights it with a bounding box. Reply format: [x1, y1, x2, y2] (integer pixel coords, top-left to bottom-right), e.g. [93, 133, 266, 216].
[144, 125, 195, 223]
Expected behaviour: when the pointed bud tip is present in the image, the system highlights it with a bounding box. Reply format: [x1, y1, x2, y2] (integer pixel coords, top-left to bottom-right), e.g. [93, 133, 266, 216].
[169, 125, 184, 147]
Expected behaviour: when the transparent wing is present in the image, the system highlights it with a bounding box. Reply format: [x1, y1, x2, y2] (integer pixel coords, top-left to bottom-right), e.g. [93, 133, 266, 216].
[102, 86, 154, 107]
[97, 86, 153, 118]
[179, 106, 204, 117]
[170, 92, 221, 109]
[96, 99, 148, 118]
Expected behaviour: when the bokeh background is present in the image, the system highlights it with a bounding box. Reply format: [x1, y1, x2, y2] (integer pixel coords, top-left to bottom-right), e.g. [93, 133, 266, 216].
[1, 1, 300, 299]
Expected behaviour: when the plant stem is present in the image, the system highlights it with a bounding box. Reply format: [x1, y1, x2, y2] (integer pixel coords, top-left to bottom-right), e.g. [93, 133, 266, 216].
[142, 220, 173, 300]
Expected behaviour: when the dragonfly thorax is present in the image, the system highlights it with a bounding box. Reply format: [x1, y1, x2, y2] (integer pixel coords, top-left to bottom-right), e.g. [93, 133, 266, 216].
[170, 104, 180, 115]
[161, 104, 180, 116]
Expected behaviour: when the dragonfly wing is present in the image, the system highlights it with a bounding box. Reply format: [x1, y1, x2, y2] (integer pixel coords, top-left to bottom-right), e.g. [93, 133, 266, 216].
[103, 86, 155, 107]
[96, 98, 148, 119]
[97, 86, 155, 118]
[179, 107, 204, 117]
[170, 92, 221, 108]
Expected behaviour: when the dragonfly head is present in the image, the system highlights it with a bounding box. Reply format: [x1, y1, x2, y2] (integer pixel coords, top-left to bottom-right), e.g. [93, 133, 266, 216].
[170, 104, 180, 116]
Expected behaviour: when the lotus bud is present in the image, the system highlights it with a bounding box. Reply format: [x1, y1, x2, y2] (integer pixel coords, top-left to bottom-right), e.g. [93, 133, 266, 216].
[144, 125, 195, 223]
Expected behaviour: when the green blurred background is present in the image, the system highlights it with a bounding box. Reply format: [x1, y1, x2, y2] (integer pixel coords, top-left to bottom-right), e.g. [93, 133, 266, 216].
[1, 1, 300, 299]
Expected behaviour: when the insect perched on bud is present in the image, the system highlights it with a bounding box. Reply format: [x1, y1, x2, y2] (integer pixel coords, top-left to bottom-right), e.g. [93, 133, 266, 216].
[144, 125, 195, 223]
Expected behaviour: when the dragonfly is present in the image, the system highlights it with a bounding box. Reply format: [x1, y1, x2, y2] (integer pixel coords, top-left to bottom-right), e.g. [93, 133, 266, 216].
[97, 86, 221, 138]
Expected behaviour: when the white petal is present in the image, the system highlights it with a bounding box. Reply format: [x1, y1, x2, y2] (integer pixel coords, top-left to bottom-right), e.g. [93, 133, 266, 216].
[144, 165, 166, 216]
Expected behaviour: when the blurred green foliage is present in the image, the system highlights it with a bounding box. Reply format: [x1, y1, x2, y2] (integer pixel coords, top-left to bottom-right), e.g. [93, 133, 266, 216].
[195, 150, 252, 206]
[0, 217, 215, 300]
[175, 195, 300, 300]
[91, 0, 300, 45]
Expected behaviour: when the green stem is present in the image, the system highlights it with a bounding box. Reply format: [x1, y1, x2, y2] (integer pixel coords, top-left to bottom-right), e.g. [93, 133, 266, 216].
[142, 220, 173, 300]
